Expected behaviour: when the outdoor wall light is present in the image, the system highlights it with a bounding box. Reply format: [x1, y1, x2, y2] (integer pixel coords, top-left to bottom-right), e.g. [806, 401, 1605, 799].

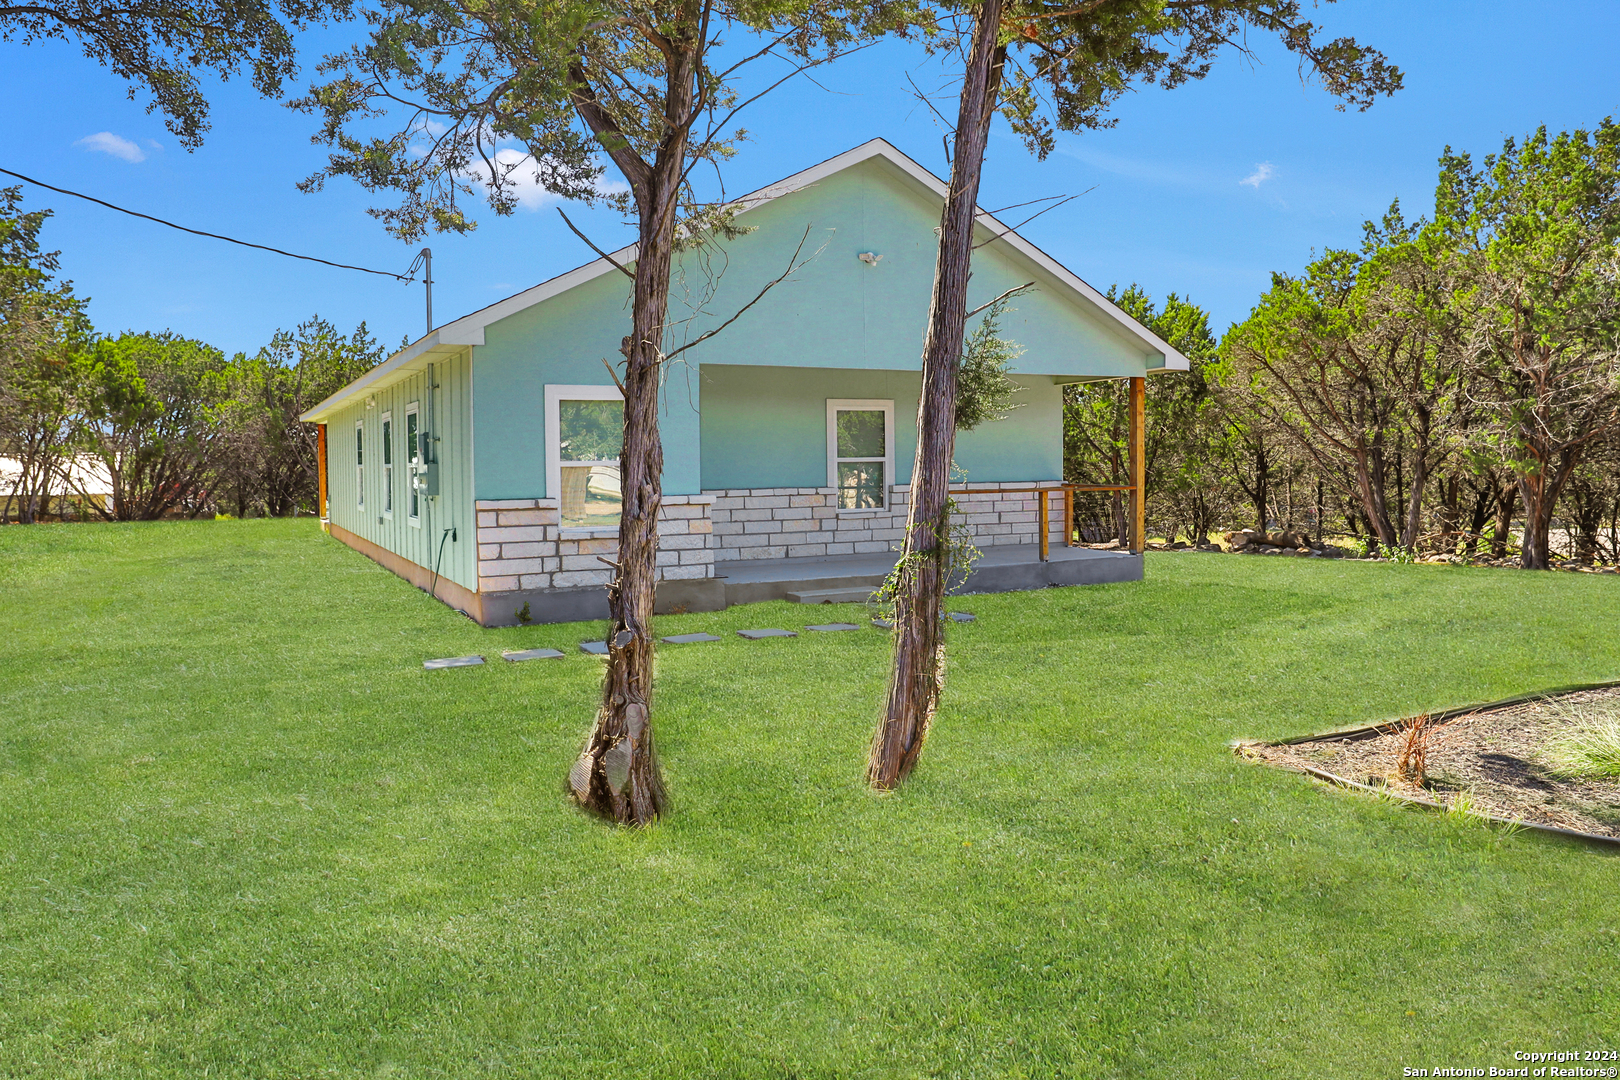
[858, 251, 883, 266]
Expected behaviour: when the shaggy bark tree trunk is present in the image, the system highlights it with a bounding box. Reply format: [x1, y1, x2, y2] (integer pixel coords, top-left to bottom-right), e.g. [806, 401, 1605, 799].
[1517, 447, 1580, 570]
[868, 0, 1005, 790]
[565, 33, 701, 824]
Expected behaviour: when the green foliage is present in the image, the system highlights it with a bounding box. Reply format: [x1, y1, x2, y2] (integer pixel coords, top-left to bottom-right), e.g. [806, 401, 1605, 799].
[977, 0, 1402, 162]
[217, 316, 387, 516]
[0, 188, 92, 523]
[2, 0, 354, 147]
[1065, 284, 1227, 543]
[954, 298, 1025, 432]
[77, 332, 232, 520]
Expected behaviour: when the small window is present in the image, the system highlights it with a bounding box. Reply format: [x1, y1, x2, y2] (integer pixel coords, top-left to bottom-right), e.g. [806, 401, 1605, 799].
[545, 385, 623, 528]
[405, 403, 421, 525]
[355, 419, 365, 510]
[380, 412, 393, 517]
[827, 399, 894, 510]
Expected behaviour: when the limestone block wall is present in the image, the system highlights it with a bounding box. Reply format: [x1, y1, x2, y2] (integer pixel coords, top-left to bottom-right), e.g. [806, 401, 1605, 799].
[474, 494, 715, 593]
[703, 482, 1067, 562]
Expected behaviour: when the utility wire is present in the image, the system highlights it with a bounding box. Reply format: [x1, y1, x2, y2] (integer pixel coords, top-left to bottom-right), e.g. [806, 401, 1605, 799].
[0, 166, 412, 281]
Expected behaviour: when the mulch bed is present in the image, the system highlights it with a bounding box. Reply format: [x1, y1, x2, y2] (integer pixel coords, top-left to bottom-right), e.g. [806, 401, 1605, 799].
[1242, 687, 1620, 840]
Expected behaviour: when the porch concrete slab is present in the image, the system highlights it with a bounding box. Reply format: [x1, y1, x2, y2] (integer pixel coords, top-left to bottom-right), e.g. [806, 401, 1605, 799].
[425, 655, 485, 670]
[738, 628, 797, 639]
[501, 648, 565, 662]
[714, 543, 1141, 606]
[805, 623, 860, 632]
[662, 633, 722, 644]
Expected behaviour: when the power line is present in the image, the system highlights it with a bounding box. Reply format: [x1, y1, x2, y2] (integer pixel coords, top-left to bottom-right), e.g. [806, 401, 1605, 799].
[0, 166, 412, 281]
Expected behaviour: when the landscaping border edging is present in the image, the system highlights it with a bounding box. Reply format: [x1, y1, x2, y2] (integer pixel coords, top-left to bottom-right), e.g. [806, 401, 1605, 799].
[1236, 678, 1620, 850]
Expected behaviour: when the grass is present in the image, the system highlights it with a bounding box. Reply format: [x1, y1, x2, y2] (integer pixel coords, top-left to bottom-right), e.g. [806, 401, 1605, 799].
[3, 518, 1619, 1078]
[1544, 697, 1620, 779]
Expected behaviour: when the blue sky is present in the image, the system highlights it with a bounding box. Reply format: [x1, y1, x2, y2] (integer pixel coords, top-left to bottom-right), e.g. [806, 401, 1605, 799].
[4, 0, 1618, 357]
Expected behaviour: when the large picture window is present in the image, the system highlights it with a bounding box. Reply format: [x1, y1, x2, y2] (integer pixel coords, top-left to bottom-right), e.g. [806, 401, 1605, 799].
[380, 411, 393, 517]
[354, 419, 365, 510]
[405, 402, 421, 525]
[826, 399, 894, 510]
[545, 385, 623, 528]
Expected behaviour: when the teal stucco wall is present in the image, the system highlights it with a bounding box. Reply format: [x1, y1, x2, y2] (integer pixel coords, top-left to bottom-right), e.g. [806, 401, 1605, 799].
[470, 152, 1150, 502]
[698, 364, 1062, 490]
[323, 350, 477, 592]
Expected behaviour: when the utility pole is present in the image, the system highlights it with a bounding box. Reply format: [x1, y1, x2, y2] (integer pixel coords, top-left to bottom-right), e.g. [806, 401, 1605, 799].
[408, 247, 434, 335]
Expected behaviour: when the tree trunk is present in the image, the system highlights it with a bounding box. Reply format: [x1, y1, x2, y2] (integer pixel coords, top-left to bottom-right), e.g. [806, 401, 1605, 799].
[1352, 447, 1398, 552]
[1490, 481, 1517, 559]
[1517, 448, 1580, 570]
[565, 37, 703, 823]
[869, 0, 1005, 790]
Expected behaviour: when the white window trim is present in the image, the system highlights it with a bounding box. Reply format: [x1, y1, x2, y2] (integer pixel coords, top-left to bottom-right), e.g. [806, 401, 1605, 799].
[545, 383, 623, 502]
[380, 410, 393, 519]
[354, 418, 365, 511]
[405, 401, 422, 528]
[826, 398, 894, 513]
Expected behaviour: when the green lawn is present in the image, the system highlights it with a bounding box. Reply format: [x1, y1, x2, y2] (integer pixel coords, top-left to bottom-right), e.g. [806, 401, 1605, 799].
[3, 519, 1617, 1078]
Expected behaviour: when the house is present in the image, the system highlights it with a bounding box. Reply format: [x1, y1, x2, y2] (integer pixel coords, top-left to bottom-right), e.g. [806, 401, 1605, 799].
[299, 139, 1189, 626]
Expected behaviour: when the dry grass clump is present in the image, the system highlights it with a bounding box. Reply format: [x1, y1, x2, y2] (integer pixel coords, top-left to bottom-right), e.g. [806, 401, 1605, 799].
[1397, 713, 1434, 785]
[1541, 696, 1620, 778]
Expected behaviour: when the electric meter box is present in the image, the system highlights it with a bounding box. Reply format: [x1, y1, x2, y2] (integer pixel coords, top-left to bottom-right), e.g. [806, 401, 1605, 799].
[410, 461, 438, 497]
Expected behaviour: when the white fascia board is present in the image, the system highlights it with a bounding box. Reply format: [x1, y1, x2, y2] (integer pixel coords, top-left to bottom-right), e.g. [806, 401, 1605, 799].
[298, 331, 478, 423]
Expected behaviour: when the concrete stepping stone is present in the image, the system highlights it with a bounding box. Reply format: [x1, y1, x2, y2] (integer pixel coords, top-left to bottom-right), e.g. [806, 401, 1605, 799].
[737, 628, 797, 640]
[948, 612, 977, 623]
[501, 648, 564, 662]
[871, 618, 893, 629]
[662, 633, 723, 644]
[424, 655, 485, 670]
[579, 641, 609, 655]
[788, 587, 876, 604]
[805, 623, 860, 632]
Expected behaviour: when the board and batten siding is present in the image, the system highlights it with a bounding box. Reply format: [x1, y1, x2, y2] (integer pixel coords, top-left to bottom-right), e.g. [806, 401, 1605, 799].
[323, 349, 477, 593]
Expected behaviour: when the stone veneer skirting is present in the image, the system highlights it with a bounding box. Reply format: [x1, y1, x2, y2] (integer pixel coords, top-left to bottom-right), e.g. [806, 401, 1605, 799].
[473, 483, 1066, 594]
[474, 494, 715, 594]
[704, 482, 1067, 562]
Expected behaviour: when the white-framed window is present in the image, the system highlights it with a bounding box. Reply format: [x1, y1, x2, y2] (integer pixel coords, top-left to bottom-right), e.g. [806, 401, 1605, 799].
[827, 398, 894, 511]
[380, 411, 393, 518]
[545, 384, 623, 528]
[405, 402, 422, 526]
[354, 419, 365, 510]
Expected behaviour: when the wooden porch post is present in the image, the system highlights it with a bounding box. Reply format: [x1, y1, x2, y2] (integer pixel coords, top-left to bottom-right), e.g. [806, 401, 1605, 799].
[317, 423, 329, 524]
[1128, 377, 1145, 552]
[1038, 488, 1050, 562]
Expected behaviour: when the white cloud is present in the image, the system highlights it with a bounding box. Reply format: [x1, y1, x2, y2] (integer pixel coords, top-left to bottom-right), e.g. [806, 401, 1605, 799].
[75, 132, 146, 163]
[463, 148, 628, 210]
[1240, 162, 1275, 188]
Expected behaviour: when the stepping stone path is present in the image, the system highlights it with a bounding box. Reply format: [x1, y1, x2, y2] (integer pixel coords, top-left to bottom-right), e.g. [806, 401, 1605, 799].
[579, 641, 609, 655]
[737, 628, 797, 639]
[805, 623, 860, 632]
[501, 648, 564, 662]
[948, 612, 977, 623]
[872, 618, 893, 629]
[424, 655, 485, 670]
[662, 633, 723, 644]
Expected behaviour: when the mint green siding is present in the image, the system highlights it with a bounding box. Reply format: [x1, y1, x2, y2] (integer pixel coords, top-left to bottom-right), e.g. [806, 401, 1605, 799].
[323, 350, 477, 592]
[699, 364, 1062, 490]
